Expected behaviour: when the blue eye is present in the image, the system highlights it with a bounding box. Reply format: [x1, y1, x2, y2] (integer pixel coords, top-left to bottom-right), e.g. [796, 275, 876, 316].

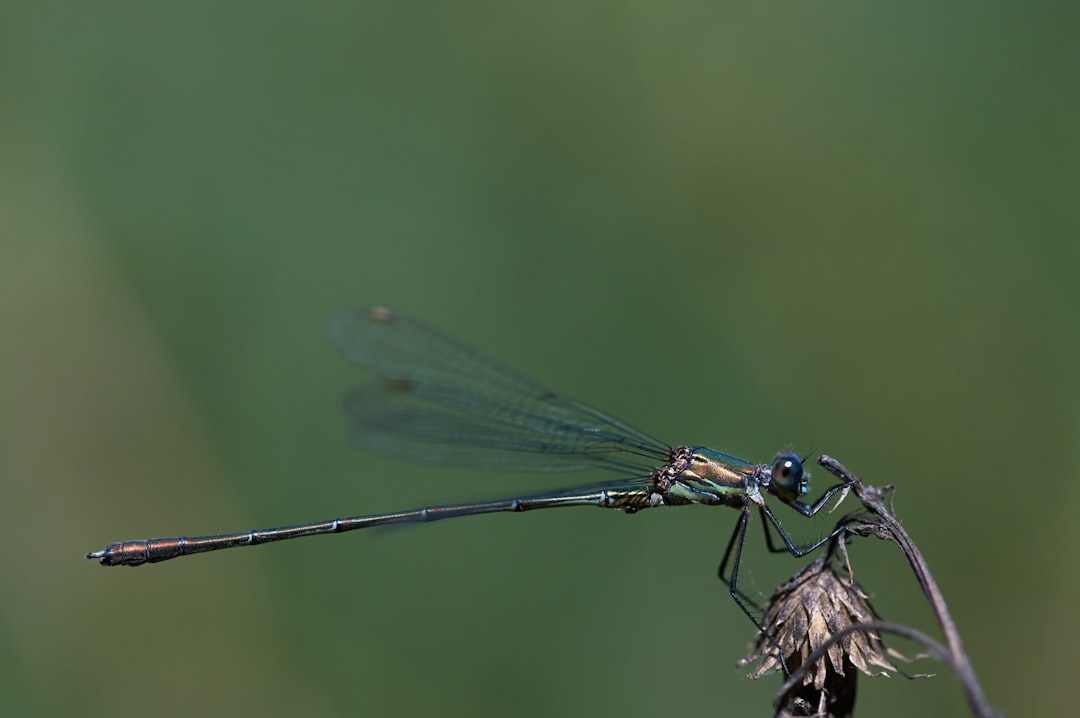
[770, 453, 805, 496]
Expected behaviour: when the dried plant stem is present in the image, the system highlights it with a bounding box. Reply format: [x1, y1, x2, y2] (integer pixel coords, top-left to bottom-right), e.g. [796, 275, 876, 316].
[816, 456, 1002, 718]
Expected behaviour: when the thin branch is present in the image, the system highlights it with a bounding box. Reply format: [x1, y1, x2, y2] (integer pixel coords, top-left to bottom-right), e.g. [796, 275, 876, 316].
[816, 456, 1003, 718]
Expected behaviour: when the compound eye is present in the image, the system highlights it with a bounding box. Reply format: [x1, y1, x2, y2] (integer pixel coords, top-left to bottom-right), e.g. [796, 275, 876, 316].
[771, 453, 805, 496]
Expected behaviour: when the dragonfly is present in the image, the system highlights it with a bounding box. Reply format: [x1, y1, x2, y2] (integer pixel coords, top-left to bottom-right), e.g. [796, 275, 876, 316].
[88, 305, 852, 645]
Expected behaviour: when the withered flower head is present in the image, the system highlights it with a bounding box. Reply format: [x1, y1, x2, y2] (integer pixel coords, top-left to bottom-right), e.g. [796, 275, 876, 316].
[743, 555, 913, 717]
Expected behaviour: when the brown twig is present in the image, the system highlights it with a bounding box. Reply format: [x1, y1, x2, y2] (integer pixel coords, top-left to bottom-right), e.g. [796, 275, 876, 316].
[813, 455, 1003, 718]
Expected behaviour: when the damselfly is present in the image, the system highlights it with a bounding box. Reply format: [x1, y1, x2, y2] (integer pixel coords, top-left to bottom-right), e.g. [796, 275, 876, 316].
[88, 306, 851, 641]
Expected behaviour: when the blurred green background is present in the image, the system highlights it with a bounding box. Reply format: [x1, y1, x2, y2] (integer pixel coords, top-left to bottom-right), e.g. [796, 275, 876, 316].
[1, 2, 1076, 716]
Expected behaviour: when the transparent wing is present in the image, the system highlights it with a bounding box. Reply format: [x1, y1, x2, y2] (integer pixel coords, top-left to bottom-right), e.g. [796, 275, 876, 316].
[328, 307, 670, 473]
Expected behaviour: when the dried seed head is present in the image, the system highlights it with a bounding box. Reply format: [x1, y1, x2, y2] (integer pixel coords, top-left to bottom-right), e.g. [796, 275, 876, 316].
[743, 556, 913, 716]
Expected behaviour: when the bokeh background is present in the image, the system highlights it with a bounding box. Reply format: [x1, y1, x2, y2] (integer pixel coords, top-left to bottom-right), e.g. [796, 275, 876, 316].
[2, 3, 1076, 717]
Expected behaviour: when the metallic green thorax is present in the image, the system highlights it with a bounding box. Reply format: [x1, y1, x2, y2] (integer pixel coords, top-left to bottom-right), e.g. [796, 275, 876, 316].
[660, 446, 761, 508]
